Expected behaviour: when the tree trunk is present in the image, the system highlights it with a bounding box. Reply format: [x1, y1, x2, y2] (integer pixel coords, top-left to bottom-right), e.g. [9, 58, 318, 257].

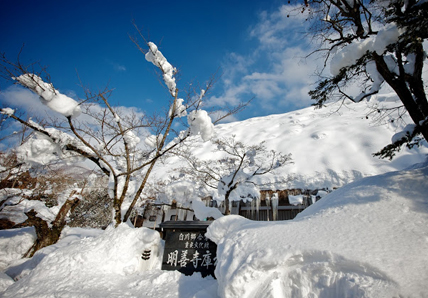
[373, 53, 428, 142]
[224, 195, 231, 215]
[24, 194, 80, 258]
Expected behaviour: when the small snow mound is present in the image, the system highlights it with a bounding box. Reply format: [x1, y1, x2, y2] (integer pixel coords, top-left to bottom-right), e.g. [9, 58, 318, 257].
[1, 224, 163, 297]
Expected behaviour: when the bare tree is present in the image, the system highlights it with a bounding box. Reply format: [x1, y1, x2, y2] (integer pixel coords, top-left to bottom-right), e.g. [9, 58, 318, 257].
[175, 136, 292, 214]
[290, 0, 428, 158]
[1, 37, 246, 227]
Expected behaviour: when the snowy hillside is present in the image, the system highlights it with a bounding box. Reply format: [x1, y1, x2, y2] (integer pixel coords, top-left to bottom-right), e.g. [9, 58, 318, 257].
[158, 94, 428, 192]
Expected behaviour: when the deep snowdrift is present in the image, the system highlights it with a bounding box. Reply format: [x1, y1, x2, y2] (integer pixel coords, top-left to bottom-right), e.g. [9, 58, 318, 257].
[0, 223, 217, 297]
[207, 165, 428, 298]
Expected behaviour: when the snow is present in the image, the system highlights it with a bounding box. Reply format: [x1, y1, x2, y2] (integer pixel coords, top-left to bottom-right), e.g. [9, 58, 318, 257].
[123, 130, 141, 150]
[207, 165, 428, 298]
[15, 134, 60, 166]
[145, 134, 160, 149]
[0, 188, 82, 228]
[169, 97, 187, 118]
[13, 74, 81, 118]
[0, 108, 15, 116]
[288, 194, 303, 205]
[187, 109, 215, 142]
[391, 123, 416, 143]
[0, 223, 217, 297]
[1, 94, 428, 297]
[0, 227, 36, 272]
[145, 42, 177, 97]
[191, 200, 223, 220]
[330, 23, 402, 77]
[1, 153, 428, 298]
[157, 96, 428, 195]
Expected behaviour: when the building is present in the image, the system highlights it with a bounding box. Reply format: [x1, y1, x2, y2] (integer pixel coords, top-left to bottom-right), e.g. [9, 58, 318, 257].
[133, 189, 328, 228]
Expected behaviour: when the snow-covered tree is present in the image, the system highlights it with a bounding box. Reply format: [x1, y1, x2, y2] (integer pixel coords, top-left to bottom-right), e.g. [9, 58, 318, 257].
[291, 0, 428, 158]
[176, 136, 292, 215]
[0, 39, 237, 227]
[0, 161, 86, 256]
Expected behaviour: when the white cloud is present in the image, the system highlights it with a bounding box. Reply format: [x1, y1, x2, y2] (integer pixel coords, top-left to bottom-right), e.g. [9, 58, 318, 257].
[0, 85, 53, 116]
[115, 64, 127, 72]
[211, 4, 318, 116]
[209, 110, 239, 124]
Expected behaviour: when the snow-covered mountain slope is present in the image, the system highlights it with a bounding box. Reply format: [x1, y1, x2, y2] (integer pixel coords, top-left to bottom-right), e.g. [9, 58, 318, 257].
[159, 95, 428, 191]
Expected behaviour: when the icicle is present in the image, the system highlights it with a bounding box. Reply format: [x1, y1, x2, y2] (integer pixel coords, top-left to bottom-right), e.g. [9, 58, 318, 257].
[271, 193, 279, 221]
[266, 193, 271, 221]
[250, 199, 256, 219]
[177, 203, 185, 220]
[256, 196, 260, 212]
[229, 199, 233, 215]
[163, 204, 171, 221]
[219, 200, 225, 214]
[256, 196, 261, 220]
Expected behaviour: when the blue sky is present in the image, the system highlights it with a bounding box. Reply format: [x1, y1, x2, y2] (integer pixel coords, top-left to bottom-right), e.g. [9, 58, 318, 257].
[0, 0, 317, 123]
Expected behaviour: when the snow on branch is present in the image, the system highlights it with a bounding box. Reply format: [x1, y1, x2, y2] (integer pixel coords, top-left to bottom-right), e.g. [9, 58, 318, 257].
[13, 73, 81, 118]
[187, 110, 214, 142]
[0, 107, 15, 116]
[145, 42, 177, 97]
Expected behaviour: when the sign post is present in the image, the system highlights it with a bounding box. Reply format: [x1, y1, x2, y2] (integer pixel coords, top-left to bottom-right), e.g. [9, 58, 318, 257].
[160, 221, 216, 278]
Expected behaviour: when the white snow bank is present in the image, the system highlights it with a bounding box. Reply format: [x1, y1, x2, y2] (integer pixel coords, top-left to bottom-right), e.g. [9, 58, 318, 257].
[0, 271, 14, 293]
[0, 227, 36, 272]
[1, 224, 218, 298]
[206, 165, 428, 298]
[14, 74, 81, 118]
[2, 224, 163, 296]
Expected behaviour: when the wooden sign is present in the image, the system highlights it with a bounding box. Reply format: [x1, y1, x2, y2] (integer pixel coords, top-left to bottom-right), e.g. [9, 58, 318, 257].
[160, 221, 216, 277]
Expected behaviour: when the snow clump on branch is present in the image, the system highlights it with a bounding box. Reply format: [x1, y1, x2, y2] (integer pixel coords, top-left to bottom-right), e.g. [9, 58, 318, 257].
[330, 23, 403, 76]
[145, 42, 177, 97]
[169, 97, 187, 118]
[144, 42, 214, 142]
[0, 107, 15, 116]
[187, 109, 214, 142]
[13, 74, 81, 118]
[123, 130, 141, 150]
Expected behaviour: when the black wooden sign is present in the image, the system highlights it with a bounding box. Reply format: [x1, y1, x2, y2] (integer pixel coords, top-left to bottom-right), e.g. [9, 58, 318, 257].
[160, 221, 217, 278]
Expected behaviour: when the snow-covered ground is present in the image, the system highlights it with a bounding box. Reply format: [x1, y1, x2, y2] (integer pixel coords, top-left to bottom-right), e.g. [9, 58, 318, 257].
[1, 163, 427, 297]
[1, 95, 428, 297]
